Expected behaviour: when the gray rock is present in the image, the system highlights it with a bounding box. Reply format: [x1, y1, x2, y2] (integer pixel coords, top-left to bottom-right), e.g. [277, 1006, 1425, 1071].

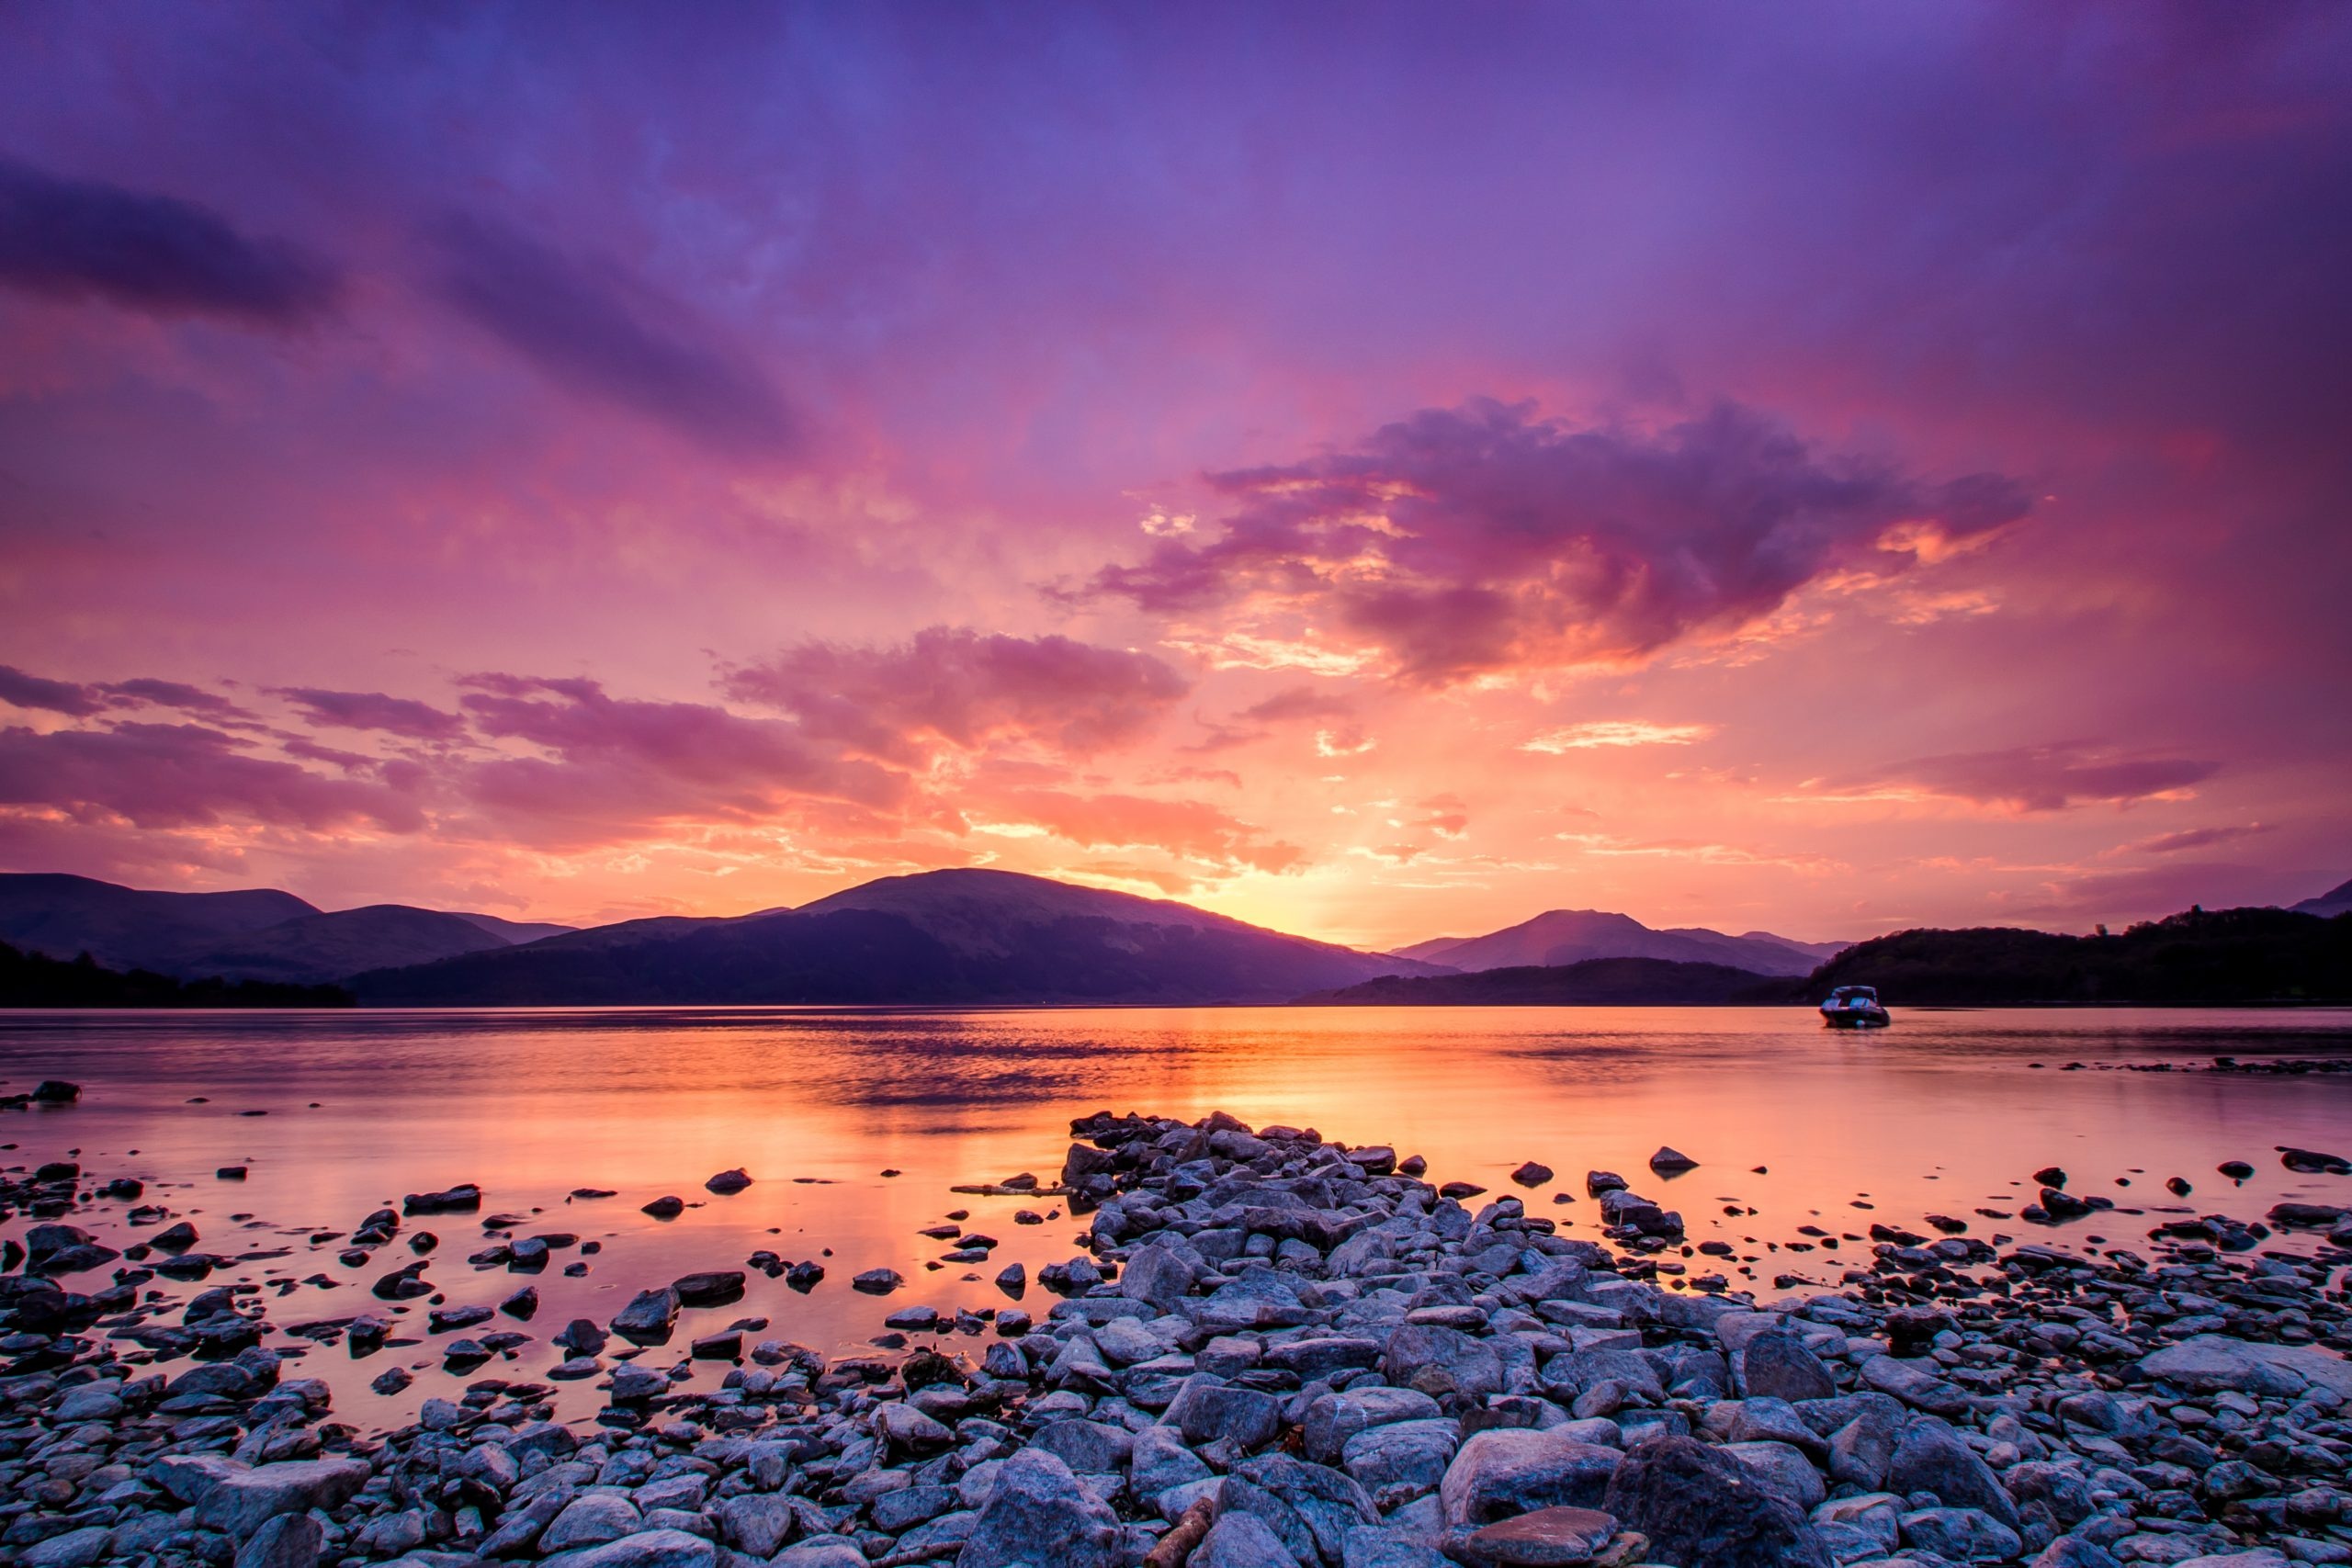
[1382, 1323, 1505, 1408]
[1455, 1506, 1617, 1568]
[1439, 1428, 1623, 1528]
[1032, 1419, 1135, 1472]
[1900, 1506, 2024, 1562]
[546, 1529, 718, 1568]
[2135, 1335, 2338, 1398]
[543, 1494, 643, 1551]
[21, 1529, 112, 1568]
[1601, 1434, 1832, 1568]
[233, 1514, 322, 1568]
[1343, 1418, 1464, 1506]
[1166, 1376, 1286, 1449]
[1739, 1331, 1837, 1404]
[1886, 1416, 2021, 1532]
[714, 1495, 796, 1558]
[165, 1457, 370, 1541]
[1194, 1510, 1298, 1568]
[1723, 1440, 1827, 1511]
[2031, 1541, 2125, 1568]
[610, 1286, 681, 1342]
[1307, 1385, 1444, 1464]
[955, 1447, 1124, 1568]
[1237, 1452, 1380, 1564]
[1121, 1239, 1200, 1311]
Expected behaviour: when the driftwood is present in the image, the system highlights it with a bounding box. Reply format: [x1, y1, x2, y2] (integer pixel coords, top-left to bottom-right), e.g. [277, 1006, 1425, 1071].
[1142, 1496, 1216, 1568]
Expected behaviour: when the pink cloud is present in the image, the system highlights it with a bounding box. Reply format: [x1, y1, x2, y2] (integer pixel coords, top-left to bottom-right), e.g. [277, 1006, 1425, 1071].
[0, 721, 424, 832]
[1080, 400, 2029, 683]
[724, 626, 1188, 762]
[1818, 744, 2221, 813]
[278, 686, 469, 741]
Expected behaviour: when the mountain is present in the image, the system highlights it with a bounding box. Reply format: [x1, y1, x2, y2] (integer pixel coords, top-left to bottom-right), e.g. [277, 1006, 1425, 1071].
[0, 873, 319, 972]
[353, 868, 1444, 1006]
[1296, 956, 1787, 1007]
[2291, 877, 2352, 918]
[0, 873, 576, 982]
[1804, 905, 2352, 1005]
[1394, 908, 1831, 977]
[175, 905, 523, 985]
[0, 941, 352, 1009]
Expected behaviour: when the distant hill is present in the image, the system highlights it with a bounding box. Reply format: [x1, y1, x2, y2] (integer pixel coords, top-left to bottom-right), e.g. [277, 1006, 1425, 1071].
[0, 873, 575, 982]
[1296, 956, 1786, 1007]
[1804, 906, 2352, 1005]
[1394, 908, 1832, 977]
[353, 868, 1443, 1006]
[2291, 877, 2352, 918]
[175, 905, 520, 984]
[0, 873, 318, 972]
[0, 941, 352, 1009]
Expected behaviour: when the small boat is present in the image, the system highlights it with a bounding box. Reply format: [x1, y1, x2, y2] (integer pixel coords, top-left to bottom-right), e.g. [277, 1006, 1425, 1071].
[1820, 984, 1891, 1028]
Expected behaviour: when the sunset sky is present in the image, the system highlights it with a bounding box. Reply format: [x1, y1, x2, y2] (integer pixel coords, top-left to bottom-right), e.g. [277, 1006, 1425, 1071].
[1, 4, 2346, 949]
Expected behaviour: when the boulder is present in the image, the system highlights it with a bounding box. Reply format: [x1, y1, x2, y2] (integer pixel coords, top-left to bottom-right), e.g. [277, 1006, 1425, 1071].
[955, 1447, 1124, 1568]
[1600, 1435, 1832, 1568]
[1885, 1416, 2021, 1532]
[1440, 1428, 1623, 1528]
[1456, 1506, 1617, 1568]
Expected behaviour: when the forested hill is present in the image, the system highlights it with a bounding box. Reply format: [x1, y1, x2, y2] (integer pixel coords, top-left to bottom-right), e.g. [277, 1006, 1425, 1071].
[1802, 906, 2352, 1005]
[0, 942, 355, 1008]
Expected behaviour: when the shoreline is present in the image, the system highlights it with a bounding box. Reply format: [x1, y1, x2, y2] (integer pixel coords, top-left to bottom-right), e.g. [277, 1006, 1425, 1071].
[0, 1105, 2347, 1568]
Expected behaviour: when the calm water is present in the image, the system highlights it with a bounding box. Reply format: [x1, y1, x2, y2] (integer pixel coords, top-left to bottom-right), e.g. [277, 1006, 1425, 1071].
[3, 1004, 2348, 1431]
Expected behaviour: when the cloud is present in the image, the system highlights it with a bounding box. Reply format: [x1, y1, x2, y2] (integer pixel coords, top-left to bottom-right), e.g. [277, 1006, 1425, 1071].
[969, 787, 1304, 874]
[1521, 720, 1713, 752]
[96, 678, 251, 719]
[1081, 400, 2030, 683]
[0, 664, 106, 717]
[456, 673, 907, 848]
[2121, 823, 2275, 856]
[277, 686, 469, 741]
[0, 157, 338, 325]
[724, 626, 1188, 762]
[425, 212, 795, 457]
[1814, 744, 2221, 813]
[0, 721, 424, 831]
[1238, 686, 1356, 725]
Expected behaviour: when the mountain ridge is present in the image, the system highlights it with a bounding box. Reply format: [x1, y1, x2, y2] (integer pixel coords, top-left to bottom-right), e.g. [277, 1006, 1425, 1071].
[1394, 907, 1835, 977]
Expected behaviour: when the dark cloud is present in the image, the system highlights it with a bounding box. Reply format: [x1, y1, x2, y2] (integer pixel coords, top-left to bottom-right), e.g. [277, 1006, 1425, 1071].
[724, 627, 1188, 763]
[0, 664, 105, 717]
[1081, 400, 2030, 683]
[455, 673, 906, 847]
[0, 721, 423, 831]
[0, 157, 338, 325]
[425, 212, 796, 457]
[1830, 744, 2221, 813]
[96, 678, 251, 719]
[1238, 686, 1356, 725]
[277, 686, 469, 741]
[2125, 823, 2275, 856]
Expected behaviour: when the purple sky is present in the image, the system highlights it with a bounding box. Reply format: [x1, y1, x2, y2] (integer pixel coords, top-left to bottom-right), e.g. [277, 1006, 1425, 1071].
[1, 3, 2346, 944]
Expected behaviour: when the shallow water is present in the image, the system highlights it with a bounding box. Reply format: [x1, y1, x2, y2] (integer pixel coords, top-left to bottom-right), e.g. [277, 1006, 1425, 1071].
[3, 1004, 2348, 1432]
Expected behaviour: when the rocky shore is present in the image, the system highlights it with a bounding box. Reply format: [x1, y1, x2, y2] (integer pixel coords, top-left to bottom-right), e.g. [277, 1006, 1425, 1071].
[1, 1108, 2348, 1568]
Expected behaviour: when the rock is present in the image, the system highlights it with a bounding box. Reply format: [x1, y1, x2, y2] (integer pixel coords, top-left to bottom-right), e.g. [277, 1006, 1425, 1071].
[1900, 1506, 2023, 1562]
[1344, 1418, 1464, 1506]
[553, 1529, 718, 1568]
[2031, 1540, 2125, 1568]
[2279, 1146, 2351, 1174]
[21, 1529, 112, 1568]
[1601, 1434, 1832, 1568]
[1512, 1161, 1555, 1187]
[611, 1286, 681, 1342]
[854, 1267, 905, 1293]
[1381, 1322, 1505, 1408]
[174, 1457, 371, 1541]
[672, 1269, 744, 1305]
[2135, 1334, 2330, 1397]
[956, 1447, 1123, 1568]
[1722, 1441, 1826, 1512]
[1166, 1376, 1286, 1449]
[1441, 1428, 1623, 1527]
[715, 1495, 797, 1558]
[1885, 1416, 2021, 1531]
[402, 1182, 481, 1213]
[30, 1078, 81, 1102]
[232, 1523, 322, 1568]
[1193, 1510, 1297, 1568]
[1649, 1145, 1700, 1172]
[641, 1195, 685, 1218]
[1737, 1331, 1836, 1404]
[1308, 1386, 1445, 1464]
[705, 1168, 752, 1192]
[1120, 1239, 1199, 1311]
[545, 1494, 644, 1551]
[1456, 1506, 1617, 1568]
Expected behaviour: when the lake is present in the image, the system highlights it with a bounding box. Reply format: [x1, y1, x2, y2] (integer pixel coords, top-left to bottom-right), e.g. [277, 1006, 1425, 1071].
[4, 1003, 2348, 1431]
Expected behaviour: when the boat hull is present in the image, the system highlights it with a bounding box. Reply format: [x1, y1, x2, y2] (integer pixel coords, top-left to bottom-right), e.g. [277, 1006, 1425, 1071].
[1822, 1009, 1891, 1029]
